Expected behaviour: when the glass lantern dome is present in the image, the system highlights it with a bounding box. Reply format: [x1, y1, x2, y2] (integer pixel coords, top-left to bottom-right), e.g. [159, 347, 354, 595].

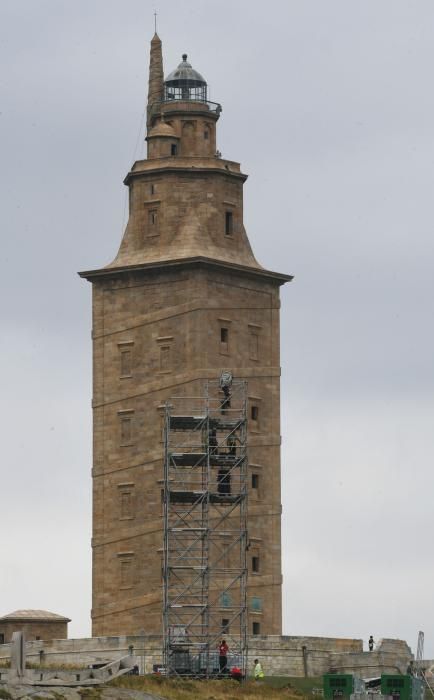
[164, 54, 208, 102]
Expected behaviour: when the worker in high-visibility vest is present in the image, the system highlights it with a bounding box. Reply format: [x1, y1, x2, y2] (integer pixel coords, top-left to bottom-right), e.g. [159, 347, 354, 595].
[254, 658, 264, 680]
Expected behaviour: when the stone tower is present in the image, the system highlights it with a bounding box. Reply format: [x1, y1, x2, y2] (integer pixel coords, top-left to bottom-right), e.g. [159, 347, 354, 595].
[80, 34, 292, 637]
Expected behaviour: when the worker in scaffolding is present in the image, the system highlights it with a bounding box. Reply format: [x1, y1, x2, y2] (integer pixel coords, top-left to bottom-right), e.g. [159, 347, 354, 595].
[220, 385, 231, 415]
[219, 639, 229, 674]
[209, 427, 218, 455]
[227, 432, 239, 456]
[218, 432, 241, 495]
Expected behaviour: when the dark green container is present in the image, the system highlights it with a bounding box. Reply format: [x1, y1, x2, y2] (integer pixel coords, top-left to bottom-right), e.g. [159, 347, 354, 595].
[381, 675, 424, 700]
[323, 674, 355, 699]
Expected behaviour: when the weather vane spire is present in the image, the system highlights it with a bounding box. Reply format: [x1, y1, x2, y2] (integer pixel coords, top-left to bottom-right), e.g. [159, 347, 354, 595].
[154, 10, 157, 34]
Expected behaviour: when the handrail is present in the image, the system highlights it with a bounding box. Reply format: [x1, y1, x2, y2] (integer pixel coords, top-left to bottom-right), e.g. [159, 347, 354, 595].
[153, 99, 222, 115]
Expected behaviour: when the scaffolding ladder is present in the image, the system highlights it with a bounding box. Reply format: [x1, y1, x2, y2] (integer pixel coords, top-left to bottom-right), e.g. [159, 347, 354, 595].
[162, 377, 248, 678]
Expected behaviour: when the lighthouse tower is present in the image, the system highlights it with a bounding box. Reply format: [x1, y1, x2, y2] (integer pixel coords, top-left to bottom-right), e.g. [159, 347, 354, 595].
[80, 33, 291, 638]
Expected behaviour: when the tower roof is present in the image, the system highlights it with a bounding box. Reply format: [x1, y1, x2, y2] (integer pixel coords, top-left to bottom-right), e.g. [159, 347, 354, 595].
[165, 54, 207, 87]
[0, 609, 71, 622]
[147, 121, 176, 138]
[79, 35, 292, 286]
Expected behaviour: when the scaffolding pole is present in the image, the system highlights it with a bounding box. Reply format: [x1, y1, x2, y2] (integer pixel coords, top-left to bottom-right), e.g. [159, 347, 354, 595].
[163, 376, 248, 679]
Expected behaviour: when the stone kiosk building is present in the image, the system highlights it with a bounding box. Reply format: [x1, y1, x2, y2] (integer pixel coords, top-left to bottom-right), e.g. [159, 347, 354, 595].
[80, 34, 292, 638]
[0, 610, 70, 644]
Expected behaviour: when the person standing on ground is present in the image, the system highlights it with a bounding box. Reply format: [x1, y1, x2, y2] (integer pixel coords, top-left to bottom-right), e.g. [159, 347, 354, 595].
[369, 635, 374, 651]
[219, 639, 229, 674]
[254, 658, 264, 680]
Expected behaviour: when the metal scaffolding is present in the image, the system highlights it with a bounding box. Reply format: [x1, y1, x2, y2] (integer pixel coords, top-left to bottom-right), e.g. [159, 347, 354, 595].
[162, 374, 248, 678]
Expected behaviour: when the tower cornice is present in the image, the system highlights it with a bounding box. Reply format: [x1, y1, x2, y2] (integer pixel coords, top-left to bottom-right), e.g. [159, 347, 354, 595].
[78, 256, 293, 286]
[124, 156, 247, 185]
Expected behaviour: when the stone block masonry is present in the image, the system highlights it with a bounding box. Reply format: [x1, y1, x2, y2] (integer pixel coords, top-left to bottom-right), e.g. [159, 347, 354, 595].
[80, 31, 292, 638]
[0, 635, 412, 678]
[0, 610, 70, 643]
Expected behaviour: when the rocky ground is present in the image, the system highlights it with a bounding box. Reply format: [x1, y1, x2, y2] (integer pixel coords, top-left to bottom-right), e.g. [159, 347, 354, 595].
[0, 686, 162, 700]
[0, 676, 303, 700]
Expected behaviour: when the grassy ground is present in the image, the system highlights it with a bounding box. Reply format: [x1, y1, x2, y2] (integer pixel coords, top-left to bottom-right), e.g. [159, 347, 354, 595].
[285, 677, 323, 696]
[110, 674, 323, 700]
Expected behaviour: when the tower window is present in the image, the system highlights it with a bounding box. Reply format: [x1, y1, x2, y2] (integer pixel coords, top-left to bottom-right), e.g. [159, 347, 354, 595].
[119, 409, 135, 446]
[252, 473, 259, 490]
[120, 491, 132, 519]
[120, 558, 133, 588]
[160, 345, 171, 372]
[249, 333, 259, 361]
[225, 211, 233, 236]
[221, 618, 230, 634]
[251, 596, 262, 612]
[252, 555, 260, 573]
[252, 622, 261, 635]
[171, 143, 178, 156]
[145, 205, 160, 237]
[220, 592, 231, 608]
[118, 483, 135, 519]
[149, 209, 158, 225]
[150, 183, 155, 195]
[118, 341, 134, 378]
[220, 326, 229, 354]
[251, 405, 259, 421]
[120, 350, 132, 378]
[204, 129, 209, 140]
[121, 418, 131, 445]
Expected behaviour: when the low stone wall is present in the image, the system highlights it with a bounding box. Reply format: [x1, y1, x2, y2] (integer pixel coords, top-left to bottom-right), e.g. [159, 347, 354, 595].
[328, 651, 411, 677]
[327, 640, 413, 678]
[0, 636, 161, 675]
[248, 636, 362, 676]
[0, 634, 413, 678]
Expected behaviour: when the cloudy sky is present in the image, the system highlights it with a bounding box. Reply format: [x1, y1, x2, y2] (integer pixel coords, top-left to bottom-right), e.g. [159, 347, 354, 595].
[1, 0, 433, 655]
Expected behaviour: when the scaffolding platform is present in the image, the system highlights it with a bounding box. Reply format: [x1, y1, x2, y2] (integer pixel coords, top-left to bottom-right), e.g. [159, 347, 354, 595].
[169, 452, 206, 466]
[170, 415, 243, 431]
[169, 490, 243, 505]
[163, 378, 248, 679]
[170, 415, 206, 430]
[169, 452, 241, 467]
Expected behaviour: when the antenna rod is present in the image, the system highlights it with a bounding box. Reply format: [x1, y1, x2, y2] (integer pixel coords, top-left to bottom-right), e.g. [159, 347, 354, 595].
[154, 10, 157, 33]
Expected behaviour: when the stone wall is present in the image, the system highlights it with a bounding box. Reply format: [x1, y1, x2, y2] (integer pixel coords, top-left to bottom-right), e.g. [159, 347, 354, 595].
[248, 635, 362, 677]
[325, 639, 413, 679]
[83, 39, 291, 637]
[0, 636, 160, 676]
[88, 264, 285, 637]
[0, 634, 412, 678]
[0, 621, 68, 644]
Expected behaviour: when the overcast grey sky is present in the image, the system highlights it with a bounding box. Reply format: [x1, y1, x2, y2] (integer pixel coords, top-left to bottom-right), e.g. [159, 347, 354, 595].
[1, 0, 433, 655]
